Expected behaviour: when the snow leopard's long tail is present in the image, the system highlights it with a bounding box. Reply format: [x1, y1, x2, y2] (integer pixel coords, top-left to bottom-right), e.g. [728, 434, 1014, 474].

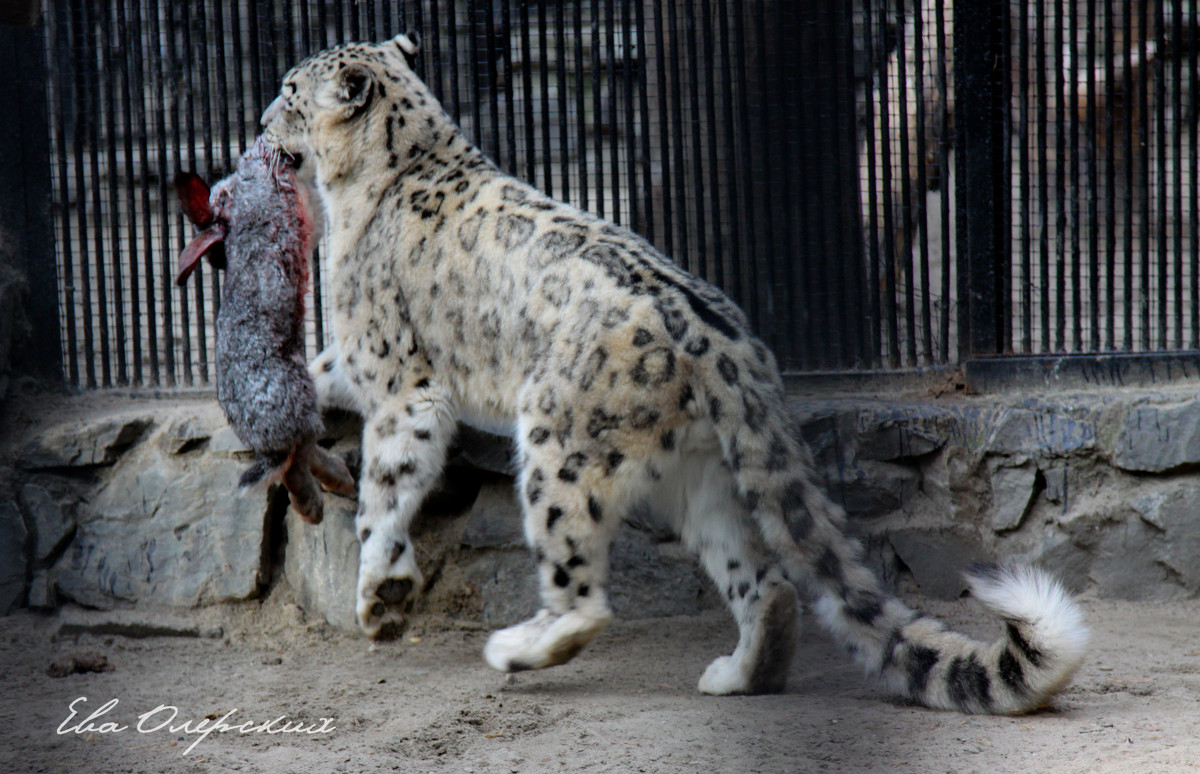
[703, 372, 1088, 713]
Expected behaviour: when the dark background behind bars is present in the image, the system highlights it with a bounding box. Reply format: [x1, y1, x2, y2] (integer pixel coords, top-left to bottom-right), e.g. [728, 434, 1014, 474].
[5, 0, 1199, 388]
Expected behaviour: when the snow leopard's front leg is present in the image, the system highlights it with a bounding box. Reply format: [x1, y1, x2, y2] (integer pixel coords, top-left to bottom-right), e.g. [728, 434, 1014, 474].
[353, 373, 457, 638]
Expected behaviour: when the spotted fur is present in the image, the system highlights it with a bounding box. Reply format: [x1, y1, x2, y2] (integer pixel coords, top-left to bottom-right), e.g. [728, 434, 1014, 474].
[260, 34, 1088, 711]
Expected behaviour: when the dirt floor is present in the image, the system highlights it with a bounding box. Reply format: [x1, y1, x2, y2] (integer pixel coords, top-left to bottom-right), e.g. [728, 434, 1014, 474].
[2, 587, 1199, 774]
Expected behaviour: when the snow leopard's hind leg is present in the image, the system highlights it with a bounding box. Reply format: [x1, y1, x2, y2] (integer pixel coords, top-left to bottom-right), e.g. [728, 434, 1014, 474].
[651, 424, 799, 695]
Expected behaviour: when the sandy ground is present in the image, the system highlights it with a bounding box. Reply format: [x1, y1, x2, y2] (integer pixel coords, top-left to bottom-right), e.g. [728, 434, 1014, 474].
[2, 589, 1199, 774]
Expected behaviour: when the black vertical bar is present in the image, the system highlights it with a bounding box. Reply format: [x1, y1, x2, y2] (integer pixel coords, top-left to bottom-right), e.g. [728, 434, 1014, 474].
[1137, 0, 1151, 349]
[537, 0, 552, 195]
[1086, 0, 1099, 352]
[1103, 0, 1115, 349]
[653, 0, 673, 256]
[486, 0, 501, 163]
[589, 0, 602, 216]
[467, 0, 483, 149]
[684, 0, 703, 276]
[701, 0, 721, 289]
[129, 0, 158, 384]
[669, 0, 694, 265]
[894, 0, 915, 364]
[830, 1, 863, 367]
[73, 0, 95, 388]
[955, 0, 1009, 358]
[935, 0, 952, 363]
[622, 0, 638, 232]
[1191, 0, 1199, 349]
[605, 0, 621, 225]
[48, 1, 79, 385]
[501, 0, 516, 175]
[101, 2, 126, 385]
[1172, 0, 1183, 348]
[573, 0, 588, 209]
[1018, 1, 1031, 353]
[166, 0, 192, 386]
[635, 0, 654, 241]
[149, 0, 176, 384]
[1053, 0, 1066, 352]
[1153, 0, 1166, 349]
[84, 1, 112, 387]
[555, 1, 571, 202]
[754, 0, 774, 346]
[0, 16, 62, 382]
[799, 2, 822, 368]
[1036, 0, 1050, 351]
[430, 0, 445, 105]
[863, 0, 883, 367]
[913, 1, 932, 363]
[519, 0, 535, 183]
[231, 0, 248, 148]
[182, 2, 205, 385]
[1068, 0, 1081, 351]
[1122, 2, 1134, 350]
[877, 0, 899, 366]
[715, 0, 738, 304]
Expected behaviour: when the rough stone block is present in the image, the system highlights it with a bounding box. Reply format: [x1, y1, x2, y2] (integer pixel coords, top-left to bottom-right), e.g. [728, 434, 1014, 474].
[989, 463, 1037, 532]
[987, 407, 1095, 456]
[283, 497, 359, 631]
[858, 421, 944, 461]
[829, 460, 920, 519]
[55, 414, 270, 609]
[460, 478, 525, 550]
[0, 500, 27, 614]
[1112, 401, 1200, 473]
[18, 483, 74, 562]
[20, 413, 152, 469]
[889, 529, 987, 600]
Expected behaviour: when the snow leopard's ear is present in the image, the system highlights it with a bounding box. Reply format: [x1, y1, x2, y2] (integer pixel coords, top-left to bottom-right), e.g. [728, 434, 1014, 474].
[392, 31, 421, 68]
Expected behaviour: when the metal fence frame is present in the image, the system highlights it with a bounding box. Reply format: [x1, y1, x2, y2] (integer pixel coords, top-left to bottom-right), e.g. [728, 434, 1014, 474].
[4, 0, 1200, 392]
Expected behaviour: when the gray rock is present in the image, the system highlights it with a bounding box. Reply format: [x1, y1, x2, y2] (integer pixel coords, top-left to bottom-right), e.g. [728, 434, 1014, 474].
[461, 478, 525, 549]
[55, 422, 270, 609]
[989, 463, 1036, 532]
[1041, 464, 1068, 505]
[0, 500, 27, 614]
[889, 529, 987, 600]
[1112, 401, 1200, 473]
[1130, 484, 1200, 595]
[1088, 515, 1175, 599]
[608, 532, 709, 618]
[163, 414, 213, 455]
[1036, 537, 1094, 595]
[828, 460, 920, 519]
[27, 569, 55, 609]
[18, 483, 75, 562]
[283, 497, 359, 631]
[20, 413, 152, 469]
[858, 421, 944, 461]
[463, 550, 540, 628]
[986, 407, 1094, 456]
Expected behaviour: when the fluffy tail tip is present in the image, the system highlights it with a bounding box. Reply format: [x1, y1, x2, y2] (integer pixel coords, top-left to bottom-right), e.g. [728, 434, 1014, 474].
[967, 562, 1090, 682]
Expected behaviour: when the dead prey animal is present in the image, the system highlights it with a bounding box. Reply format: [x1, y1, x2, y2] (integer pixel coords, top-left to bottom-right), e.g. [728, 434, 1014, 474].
[175, 137, 355, 523]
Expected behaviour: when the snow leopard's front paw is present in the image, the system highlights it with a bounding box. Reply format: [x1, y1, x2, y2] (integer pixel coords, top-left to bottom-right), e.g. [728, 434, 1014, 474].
[356, 533, 423, 639]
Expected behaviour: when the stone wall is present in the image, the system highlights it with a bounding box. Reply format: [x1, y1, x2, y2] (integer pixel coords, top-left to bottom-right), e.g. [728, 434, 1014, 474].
[4, 384, 1200, 632]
